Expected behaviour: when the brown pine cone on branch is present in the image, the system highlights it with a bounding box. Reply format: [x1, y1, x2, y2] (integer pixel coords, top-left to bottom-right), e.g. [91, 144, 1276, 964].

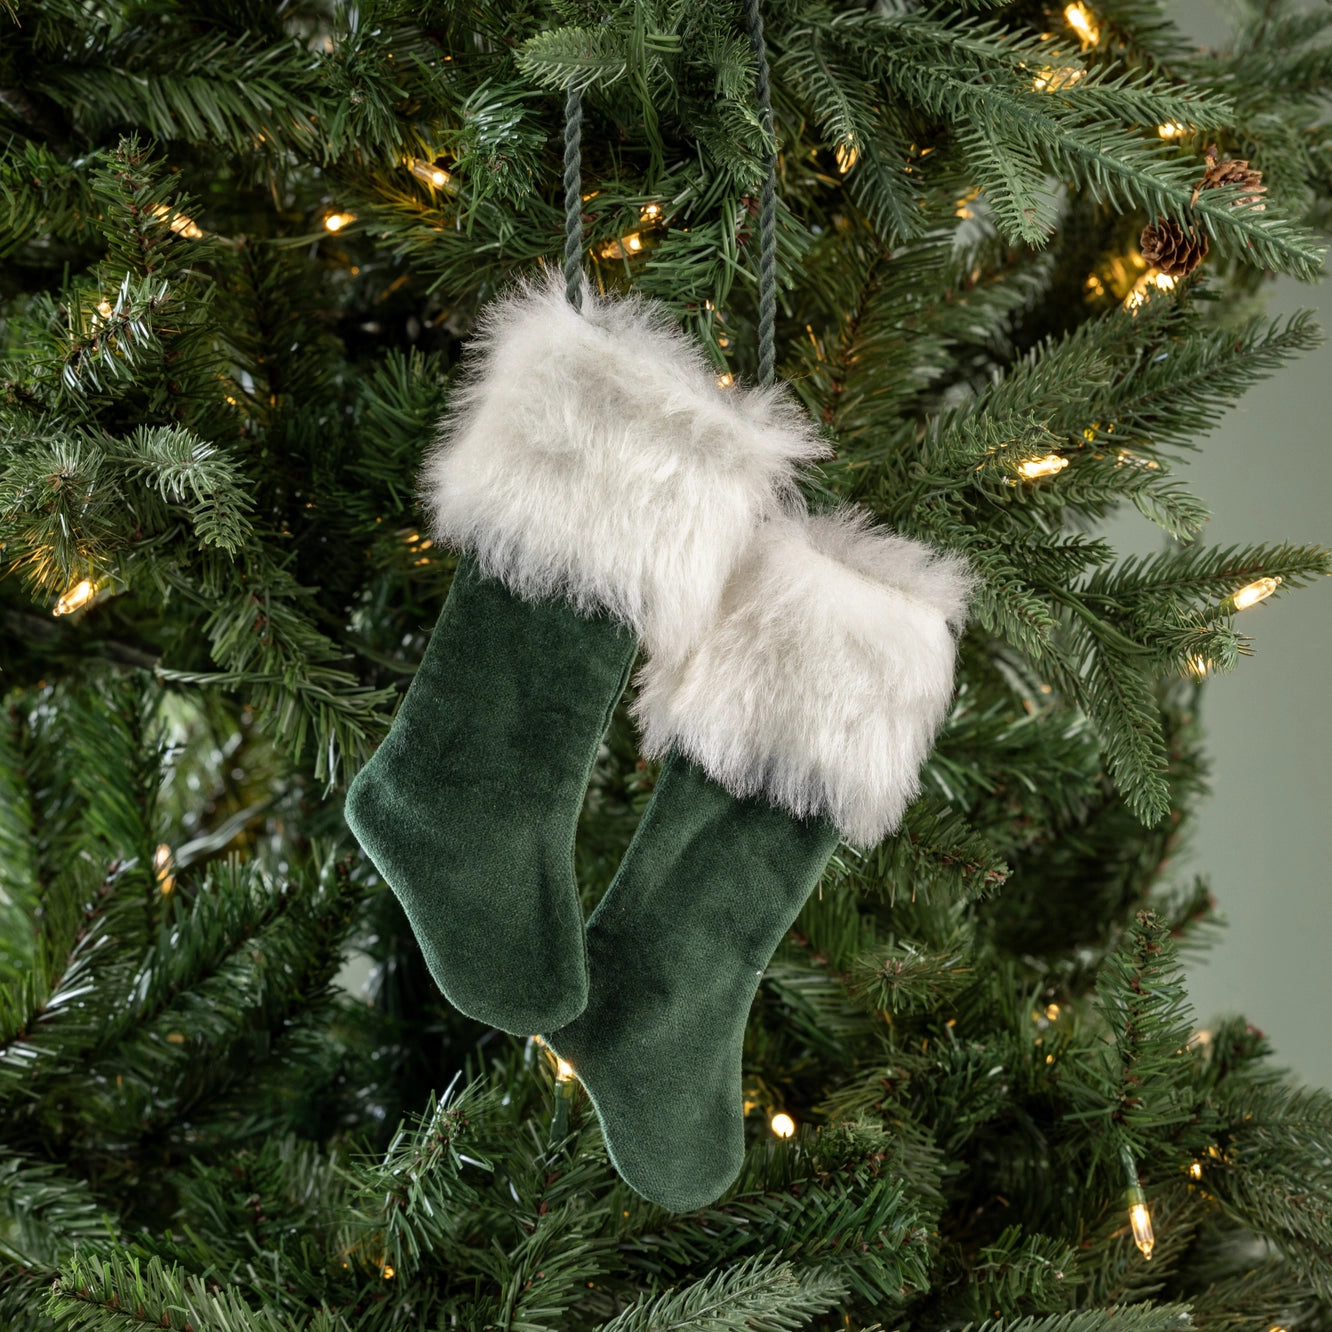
[1190, 148, 1266, 210]
[1140, 218, 1209, 277]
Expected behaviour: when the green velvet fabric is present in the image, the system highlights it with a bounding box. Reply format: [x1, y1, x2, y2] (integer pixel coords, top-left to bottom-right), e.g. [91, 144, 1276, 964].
[345, 554, 636, 1035]
[546, 752, 841, 1212]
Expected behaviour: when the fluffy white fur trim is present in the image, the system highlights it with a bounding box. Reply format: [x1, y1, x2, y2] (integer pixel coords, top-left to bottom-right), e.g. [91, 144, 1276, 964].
[421, 273, 826, 660]
[633, 509, 972, 847]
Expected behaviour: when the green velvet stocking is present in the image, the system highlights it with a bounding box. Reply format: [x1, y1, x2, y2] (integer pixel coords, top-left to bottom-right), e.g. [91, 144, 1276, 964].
[545, 752, 841, 1212]
[345, 554, 635, 1035]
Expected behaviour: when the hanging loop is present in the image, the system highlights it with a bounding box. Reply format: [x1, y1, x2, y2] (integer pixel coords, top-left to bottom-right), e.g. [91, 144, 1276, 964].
[563, 85, 585, 310]
[745, 0, 778, 388]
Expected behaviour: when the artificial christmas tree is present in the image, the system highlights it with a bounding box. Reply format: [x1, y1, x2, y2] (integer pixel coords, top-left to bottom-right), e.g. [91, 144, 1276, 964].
[2, 0, 1332, 1329]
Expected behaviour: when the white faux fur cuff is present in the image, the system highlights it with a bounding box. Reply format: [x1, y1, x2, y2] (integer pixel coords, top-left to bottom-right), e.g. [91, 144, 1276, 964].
[421, 274, 826, 661]
[633, 509, 972, 847]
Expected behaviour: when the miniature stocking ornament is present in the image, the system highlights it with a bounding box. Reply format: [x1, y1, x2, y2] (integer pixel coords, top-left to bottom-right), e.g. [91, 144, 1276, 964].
[545, 509, 971, 1209]
[344, 277, 821, 1035]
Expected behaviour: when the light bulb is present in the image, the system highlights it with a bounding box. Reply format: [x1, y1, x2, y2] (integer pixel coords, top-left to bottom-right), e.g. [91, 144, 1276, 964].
[1188, 1161, 1203, 1179]
[323, 211, 355, 233]
[555, 1057, 575, 1083]
[716, 372, 735, 388]
[1033, 66, 1086, 91]
[770, 1112, 796, 1138]
[96, 300, 114, 318]
[53, 578, 96, 616]
[410, 160, 451, 188]
[1129, 1202, 1155, 1259]
[1018, 454, 1069, 479]
[150, 204, 204, 238]
[640, 201, 663, 222]
[1121, 1146, 1155, 1260]
[1115, 449, 1159, 471]
[1064, 2, 1100, 47]
[1123, 270, 1176, 312]
[597, 232, 644, 260]
[1232, 576, 1281, 610]
[154, 843, 176, 895]
[834, 141, 859, 174]
[1158, 122, 1186, 139]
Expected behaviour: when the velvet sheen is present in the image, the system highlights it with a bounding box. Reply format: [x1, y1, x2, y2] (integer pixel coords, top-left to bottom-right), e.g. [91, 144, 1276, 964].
[546, 752, 841, 1212]
[345, 554, 635, 1035]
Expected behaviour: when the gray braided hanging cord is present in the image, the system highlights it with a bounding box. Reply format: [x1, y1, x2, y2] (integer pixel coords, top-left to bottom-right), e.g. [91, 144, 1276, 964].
[745, 0, 779, 389]
[560, 8, 778, 379]
[563, 84, 584, 310]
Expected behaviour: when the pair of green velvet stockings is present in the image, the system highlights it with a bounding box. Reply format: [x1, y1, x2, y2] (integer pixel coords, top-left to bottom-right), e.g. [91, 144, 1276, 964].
[345, 279, 969, 1212]
[346, 557, 840, 1210]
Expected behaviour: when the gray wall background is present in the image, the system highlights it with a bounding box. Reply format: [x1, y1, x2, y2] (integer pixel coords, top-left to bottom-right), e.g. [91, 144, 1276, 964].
[1095, 1, 1331, 1089]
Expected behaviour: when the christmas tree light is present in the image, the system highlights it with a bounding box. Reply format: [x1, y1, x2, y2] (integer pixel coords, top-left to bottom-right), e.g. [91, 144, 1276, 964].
[1123, 271, 1176, 312]
[598, 232, 644, 259]
[1064, 2, 1100, 47]
[770, 1112, 796, 1138]
[1122, 1147, 1155, 1260]
[1018, 454, 1069, 479]
[409, 160, 451, 188]
[835, 140, 859, 173]
[1232, 576, 1281, 609]
[52, 578, 96, 616]
[153, 844, 176, 895]
[324, 211, 355, 232]
[1033, 66, 1086, 91]
[150, 204, 205, 238]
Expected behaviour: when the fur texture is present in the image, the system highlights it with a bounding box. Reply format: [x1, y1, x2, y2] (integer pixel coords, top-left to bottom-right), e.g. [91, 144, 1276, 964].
[633, 508, 973, 847]
[421, 273, 826, 661]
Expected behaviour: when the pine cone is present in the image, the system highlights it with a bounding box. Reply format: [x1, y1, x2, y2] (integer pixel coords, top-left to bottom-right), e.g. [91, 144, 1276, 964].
[1140, 218, 1209, 277]
[1190, 149, 1266, 210]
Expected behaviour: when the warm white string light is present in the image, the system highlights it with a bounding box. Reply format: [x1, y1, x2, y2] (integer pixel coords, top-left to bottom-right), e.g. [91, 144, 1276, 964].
[1064, 2, 1100, 46]
[1232, 576, 1281, 610]
[53, 579, 97, 616]
[1018, 454, 1069, 479]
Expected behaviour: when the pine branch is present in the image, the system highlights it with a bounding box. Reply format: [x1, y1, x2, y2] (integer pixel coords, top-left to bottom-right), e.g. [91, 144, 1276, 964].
[48, 1251, 348, 1332]
[940, 1226, 1083, 1320]
[595, 1254, 847, 1332]
[847, 937, 975, 1017]
[1062, 910, 1211, 1166]
[1206, 1080, 1332, 1300]
[0, 1152, 112, 1269]
[840, 797, 1012, 907]
[961, 1304, 1194, 1332]
[0, 141, 100, 259]
[338, 1080, 494, 1279]
[36, 34, 320, 158]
